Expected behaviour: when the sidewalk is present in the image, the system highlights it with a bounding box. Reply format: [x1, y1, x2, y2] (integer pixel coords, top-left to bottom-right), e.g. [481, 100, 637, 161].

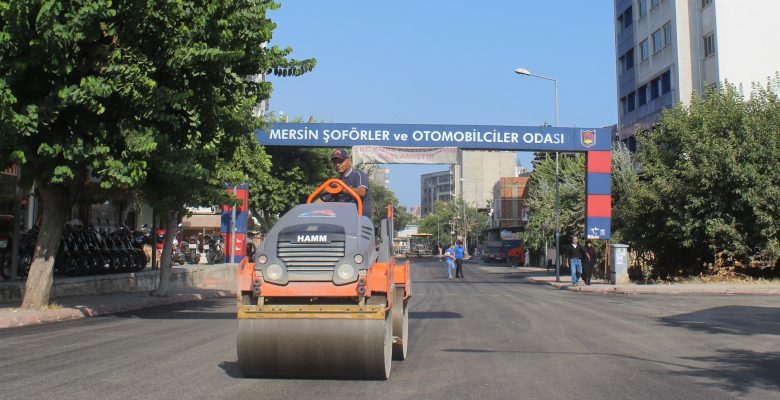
[0, 286, 235, 330]
[526, 275, 780, 295]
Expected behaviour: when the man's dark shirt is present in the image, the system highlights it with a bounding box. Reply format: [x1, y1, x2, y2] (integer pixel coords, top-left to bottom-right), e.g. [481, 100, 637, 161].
[567, 243, 586, 259]
[340, 168, 372, 218]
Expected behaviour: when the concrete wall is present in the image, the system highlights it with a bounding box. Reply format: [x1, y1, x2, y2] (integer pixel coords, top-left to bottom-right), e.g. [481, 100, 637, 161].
[0, 264, 237, 303]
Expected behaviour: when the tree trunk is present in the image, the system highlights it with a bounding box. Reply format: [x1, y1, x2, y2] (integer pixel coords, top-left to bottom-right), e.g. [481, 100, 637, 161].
[151, 210, 178, 297]
[20, 184, 69, 309]
[120, 192, 135, 227]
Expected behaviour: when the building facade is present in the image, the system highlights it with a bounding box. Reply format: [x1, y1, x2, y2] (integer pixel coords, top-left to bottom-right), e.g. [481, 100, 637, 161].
[419, 150, 518, 217]
[420, 170, 453, 216]
[491, 176, 530, 229]
[614, 0, 780, 146]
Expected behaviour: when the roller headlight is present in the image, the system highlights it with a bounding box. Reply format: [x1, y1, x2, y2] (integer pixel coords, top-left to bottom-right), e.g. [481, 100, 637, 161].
[353, 254, 364, 264]
[257, 255, 267, 264]
[266, 264, 284, 281]
[336, 263, 357, 281]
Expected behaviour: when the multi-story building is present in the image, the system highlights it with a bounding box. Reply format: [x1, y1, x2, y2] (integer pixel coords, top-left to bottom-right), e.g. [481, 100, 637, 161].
[420, 171, 453, 216]
[419, 151, 518, 216]
[614, 0, 780, 147]
[491, 176, 530, 229]
[366, 165, 390, 189]
[409, 205, 422, 219]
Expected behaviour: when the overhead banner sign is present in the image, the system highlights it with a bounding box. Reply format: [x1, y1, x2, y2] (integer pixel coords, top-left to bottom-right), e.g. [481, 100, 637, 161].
[256, 123, 611, 152]
[352, 146, 460, 165]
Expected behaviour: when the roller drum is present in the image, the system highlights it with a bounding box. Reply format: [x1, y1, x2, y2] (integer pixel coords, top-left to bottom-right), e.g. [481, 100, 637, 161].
[392, 287, 409, 360]
[237, 314, 393, 379]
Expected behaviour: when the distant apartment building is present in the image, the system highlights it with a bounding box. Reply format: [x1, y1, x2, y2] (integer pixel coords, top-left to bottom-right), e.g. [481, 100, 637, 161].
[420, 171, 453, 216]
[419, 151, 517, 216]
[491, 176, 530, 229]
[614, 0, 780, 147]
[409, 205, 422, 219]
[366, 165, 390, 189]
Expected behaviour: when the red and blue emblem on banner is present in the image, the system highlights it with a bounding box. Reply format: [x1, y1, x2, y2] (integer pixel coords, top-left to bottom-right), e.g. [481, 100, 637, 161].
[580, 130, 596, 148]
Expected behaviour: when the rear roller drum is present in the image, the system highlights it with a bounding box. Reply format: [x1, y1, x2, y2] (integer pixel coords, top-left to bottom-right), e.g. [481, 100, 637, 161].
[392, 286, 409, 360]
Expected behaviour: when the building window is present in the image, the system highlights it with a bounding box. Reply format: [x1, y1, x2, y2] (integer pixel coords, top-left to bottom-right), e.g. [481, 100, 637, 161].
[624, 6, 633, 28]
[652, 29, 663, 53]
[627, 92, 636, 112]
[702, 0, 712, 8]
[663, 22, 672, 46]
[617, 15, 623, 33]
[703, 32, 715, 58]
[651, 0, 660, 7]
[626, 48, 634, 70]
[661, 70, 671, 94]
[619, 55, 626, 73]
[650, 77, 660, 99]
[639, 0, 647, 17]
[640, 39, 649, 62]
[638, 84, 648, 106]
[621, 97, 628, 115]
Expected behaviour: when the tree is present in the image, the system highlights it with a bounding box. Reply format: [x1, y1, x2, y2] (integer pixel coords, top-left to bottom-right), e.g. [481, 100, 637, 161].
[618, 78, 780, 275]
[523, 153, 585, 257]
[418, 199, 487, 253]
[368, 181, 414, 232]
[0, 0, 313, 306]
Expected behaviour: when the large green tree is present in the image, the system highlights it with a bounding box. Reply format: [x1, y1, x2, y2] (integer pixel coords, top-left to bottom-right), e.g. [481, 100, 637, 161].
[618, 79, 780, 275]
[0, 0, 313, 306]
[523, 153, 585, 257]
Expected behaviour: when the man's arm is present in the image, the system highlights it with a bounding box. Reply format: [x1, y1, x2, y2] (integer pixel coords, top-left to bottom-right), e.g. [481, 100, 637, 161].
[351, 185, 367, 197]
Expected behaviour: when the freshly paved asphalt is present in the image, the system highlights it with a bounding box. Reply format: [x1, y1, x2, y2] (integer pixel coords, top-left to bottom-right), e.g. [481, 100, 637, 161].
[1, 258, 779, 400]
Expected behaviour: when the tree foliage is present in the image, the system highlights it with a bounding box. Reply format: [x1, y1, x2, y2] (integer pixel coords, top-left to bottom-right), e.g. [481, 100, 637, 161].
[0, 0, 314, 305]
[368, 181, 414, 233]
[523, 153, 585, 256]
[418, 199, 488, 250]
[617, 78, 780, 275]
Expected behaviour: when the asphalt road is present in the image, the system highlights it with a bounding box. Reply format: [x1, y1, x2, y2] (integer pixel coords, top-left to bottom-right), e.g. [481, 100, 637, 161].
[1, 259, 779, 400]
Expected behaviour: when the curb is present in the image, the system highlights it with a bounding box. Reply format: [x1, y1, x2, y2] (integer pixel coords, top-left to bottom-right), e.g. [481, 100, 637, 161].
[526, 277, 780, 295]
[0, 289, 235, 330]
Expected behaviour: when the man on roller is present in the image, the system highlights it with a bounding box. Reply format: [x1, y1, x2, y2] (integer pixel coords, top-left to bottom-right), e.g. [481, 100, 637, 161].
[328, 148, 373, 218]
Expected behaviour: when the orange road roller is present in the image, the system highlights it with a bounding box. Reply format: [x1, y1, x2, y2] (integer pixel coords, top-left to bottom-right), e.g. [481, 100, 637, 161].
[236, 179, 411, 379]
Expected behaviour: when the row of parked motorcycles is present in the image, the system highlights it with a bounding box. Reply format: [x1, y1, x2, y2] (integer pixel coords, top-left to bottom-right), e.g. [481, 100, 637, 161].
[0, 219, 225, 280]
[177, 233, 225, 266]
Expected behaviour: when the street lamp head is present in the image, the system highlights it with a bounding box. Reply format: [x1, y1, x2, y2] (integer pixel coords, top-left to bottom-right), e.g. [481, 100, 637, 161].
[514, 67, 531, 76]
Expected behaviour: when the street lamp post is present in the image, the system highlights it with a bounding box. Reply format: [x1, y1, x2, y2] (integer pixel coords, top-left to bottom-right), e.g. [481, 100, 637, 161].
[514, 67, 561, 282]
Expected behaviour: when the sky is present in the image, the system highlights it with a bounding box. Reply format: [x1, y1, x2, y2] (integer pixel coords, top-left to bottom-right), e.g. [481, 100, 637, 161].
[267, 1, 618, 209]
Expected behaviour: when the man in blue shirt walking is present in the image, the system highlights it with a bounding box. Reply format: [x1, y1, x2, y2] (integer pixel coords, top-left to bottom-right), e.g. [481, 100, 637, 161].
[454, 240, 465, 278]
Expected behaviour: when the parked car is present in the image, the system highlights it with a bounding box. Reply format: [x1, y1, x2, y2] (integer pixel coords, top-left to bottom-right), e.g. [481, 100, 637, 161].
[481, 247, 507, 263]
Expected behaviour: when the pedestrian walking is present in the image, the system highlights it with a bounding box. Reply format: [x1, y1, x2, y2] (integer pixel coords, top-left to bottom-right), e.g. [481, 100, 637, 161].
[454, 240, 465, 278]
[444, 244, 456, 278]
[582, 239, 596, 285]
[566, 236, 585, 285]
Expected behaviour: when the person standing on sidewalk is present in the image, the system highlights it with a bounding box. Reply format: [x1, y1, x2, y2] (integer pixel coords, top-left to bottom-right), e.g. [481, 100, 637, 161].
[566, 236, 585, 285]
[454, 240, 465, 278]
[444, 244, 456, 278]
[582, 239, 596, 285]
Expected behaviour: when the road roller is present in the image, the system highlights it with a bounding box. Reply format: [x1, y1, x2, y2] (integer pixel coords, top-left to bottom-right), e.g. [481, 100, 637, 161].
[236, 179, 412, 379]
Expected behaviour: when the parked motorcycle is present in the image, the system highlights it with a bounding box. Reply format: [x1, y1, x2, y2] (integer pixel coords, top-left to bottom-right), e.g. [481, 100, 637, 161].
[185, 235, 200, 264]
[205, 234, 224, 264]
[0, 224, 37, 280]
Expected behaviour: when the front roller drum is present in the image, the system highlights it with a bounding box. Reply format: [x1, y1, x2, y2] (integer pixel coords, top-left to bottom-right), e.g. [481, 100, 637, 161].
[237, 314, 393, 379]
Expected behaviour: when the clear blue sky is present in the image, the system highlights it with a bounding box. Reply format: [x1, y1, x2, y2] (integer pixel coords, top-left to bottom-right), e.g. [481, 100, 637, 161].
[267, 1, 617, 209]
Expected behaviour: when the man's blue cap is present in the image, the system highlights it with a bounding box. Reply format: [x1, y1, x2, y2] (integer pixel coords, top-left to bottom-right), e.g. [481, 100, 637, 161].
[331, 149, 349, 160]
